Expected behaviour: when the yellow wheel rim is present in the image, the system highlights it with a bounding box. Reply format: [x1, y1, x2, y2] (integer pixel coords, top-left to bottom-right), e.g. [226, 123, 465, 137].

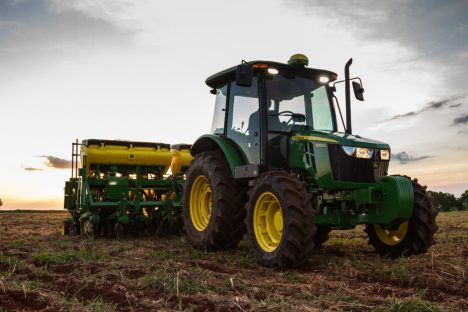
[374, 221, 409, 246]
[253, 192, 283, 252]
[189, 175, 212, 231]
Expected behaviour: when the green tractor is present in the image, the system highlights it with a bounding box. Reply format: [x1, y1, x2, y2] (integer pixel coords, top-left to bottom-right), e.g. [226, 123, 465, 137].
[183, 54, 438, 268]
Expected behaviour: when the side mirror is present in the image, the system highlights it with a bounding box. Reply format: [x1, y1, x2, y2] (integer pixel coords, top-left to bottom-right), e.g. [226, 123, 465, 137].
[236, 61, 253, 87]
[352, 81, 364, 101]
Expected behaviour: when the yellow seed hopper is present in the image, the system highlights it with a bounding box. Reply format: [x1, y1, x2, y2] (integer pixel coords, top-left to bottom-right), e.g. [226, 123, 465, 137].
[80, 139, 192, 175]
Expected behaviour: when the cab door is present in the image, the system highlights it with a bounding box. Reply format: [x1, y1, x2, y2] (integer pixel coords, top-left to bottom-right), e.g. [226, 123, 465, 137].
[226, 77, 260, 164]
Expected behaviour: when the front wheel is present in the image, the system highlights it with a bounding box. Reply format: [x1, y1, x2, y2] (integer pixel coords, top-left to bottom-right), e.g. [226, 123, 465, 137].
[246, 171, 316, 268]
[365, 178, 438, 258]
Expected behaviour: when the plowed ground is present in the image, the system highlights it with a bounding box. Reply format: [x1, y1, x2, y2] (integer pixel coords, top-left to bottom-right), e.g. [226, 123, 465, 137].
[0, 211, 466, 311]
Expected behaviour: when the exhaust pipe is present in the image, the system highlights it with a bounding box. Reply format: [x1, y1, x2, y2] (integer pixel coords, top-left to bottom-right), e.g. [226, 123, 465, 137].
[345, 58, 352, 134]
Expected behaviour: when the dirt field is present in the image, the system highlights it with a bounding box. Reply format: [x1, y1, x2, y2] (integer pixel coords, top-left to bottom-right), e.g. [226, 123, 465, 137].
[0, 211, 466, 311]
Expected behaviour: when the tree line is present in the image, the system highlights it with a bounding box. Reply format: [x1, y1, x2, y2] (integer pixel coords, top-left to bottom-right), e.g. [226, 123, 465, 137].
[428, 190, 468, 211]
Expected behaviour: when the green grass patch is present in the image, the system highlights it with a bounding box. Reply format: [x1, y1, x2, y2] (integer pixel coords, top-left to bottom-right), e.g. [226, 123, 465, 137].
[282, 271, 302, 283]
[326, 236, 368, 247]
[434, 230, 467, 243]
[8, 239, 26, 249]
[387, 294, 440, 312]
[32, 241, 106, 264]
[391, 259, 411, 285]
[140, 269, 208, 295]
[0, 254, 27, 273]
[84, 297, 117, 312]
[33, 250, 79, 264]
[77, 243, 102, 261]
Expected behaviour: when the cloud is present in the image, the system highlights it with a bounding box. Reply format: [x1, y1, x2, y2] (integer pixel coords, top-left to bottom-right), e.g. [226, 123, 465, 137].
[389, 111, 417, 120]
[388, 95, 465, 121]
[0, 0, 132, 62]
[286, 0, 468, 91]
[392, 152, 430, 164]
[23, 166, 43, 171]
[38, 156, 72, 169]
[453, 114, 468, 126]
[48, 0, 135, 27]
[448, 145, 468, 151]
[46, 0, 149, 45]
[23, 156, 71, 170]
[286, 0, 468, 55]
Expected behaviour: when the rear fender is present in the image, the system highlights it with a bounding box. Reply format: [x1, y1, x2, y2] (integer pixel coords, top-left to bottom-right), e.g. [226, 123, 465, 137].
[191, 134, 247, 177]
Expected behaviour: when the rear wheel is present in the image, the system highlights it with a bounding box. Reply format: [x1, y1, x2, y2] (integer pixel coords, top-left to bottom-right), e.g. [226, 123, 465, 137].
[183, 151, 245, 250]
[246, 171, 316, 268]
[365, 178, 438, 257]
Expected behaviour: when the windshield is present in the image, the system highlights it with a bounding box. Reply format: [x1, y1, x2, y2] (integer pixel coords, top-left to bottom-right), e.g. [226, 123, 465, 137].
[265, 74, 335, 132]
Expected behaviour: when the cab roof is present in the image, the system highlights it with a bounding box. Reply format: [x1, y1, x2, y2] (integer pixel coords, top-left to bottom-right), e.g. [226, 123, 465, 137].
[205, 60, 337, 89]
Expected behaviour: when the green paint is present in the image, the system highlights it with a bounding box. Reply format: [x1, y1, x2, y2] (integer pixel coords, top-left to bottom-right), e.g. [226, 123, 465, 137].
[191, 134, 246, 176]
[314, 176, 413, 227]
[63, 140, 184, 236]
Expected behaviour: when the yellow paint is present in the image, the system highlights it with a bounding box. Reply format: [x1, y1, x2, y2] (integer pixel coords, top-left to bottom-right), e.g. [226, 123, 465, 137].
[253, 192, 283, 252]
[374, 221, 409, 245]
[189, 175, 212, 231]
[60, 222, 66, 235]
[170, 148, 193, 175]
[291, 135, 338, 143]
[82, 142, 173, 174]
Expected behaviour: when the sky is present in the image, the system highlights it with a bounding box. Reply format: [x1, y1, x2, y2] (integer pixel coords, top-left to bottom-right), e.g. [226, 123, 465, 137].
[0, 0, 467, 209]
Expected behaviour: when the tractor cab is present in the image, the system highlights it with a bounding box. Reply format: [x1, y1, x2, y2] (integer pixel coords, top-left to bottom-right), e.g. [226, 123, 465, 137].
[207, 55, 337, 170]
[203, 54, 372, 180]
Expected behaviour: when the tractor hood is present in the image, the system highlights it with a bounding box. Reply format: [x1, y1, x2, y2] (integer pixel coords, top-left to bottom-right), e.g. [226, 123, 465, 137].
[291, 130, 390, 149]
[288, 130, 391, 188]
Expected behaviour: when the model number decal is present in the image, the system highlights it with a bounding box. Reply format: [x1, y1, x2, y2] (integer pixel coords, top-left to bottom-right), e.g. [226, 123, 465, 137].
[291, 135, 338, 143]
[315, 143, 327, 148]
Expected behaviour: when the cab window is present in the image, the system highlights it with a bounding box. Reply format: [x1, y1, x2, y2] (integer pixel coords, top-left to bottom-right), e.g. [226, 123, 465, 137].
[226, 77, 260, 164]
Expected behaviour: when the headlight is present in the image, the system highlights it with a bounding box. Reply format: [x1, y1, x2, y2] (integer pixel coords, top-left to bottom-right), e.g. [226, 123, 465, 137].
[380, 149, 390, 160]
[341, 146, 374, 159]
[356, 147, 373, 159]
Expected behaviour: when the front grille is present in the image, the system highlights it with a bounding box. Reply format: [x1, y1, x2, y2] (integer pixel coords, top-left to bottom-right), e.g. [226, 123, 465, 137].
[374, 160, 389, 178]
[328, 144, 389, 183]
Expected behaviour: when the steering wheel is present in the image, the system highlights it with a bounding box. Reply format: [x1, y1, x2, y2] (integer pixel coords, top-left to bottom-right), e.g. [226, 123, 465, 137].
[268, 111, 306, 131]
[277, 111, 295, 125]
